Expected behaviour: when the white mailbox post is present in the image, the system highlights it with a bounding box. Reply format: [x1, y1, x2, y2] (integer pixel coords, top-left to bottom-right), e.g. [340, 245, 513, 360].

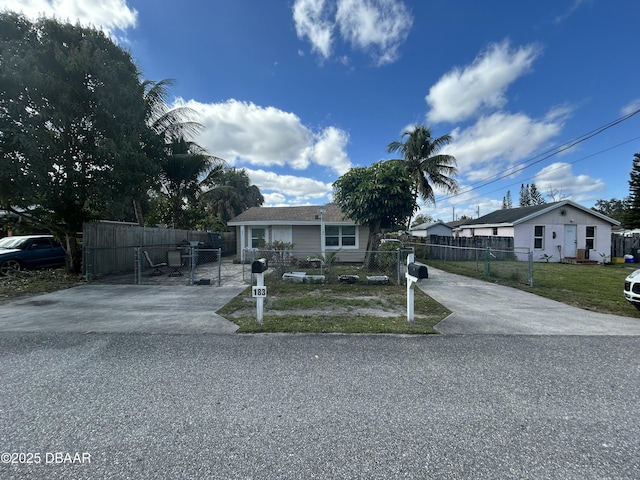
[405, 253, 428, 323]
[251, 258, 268, 325]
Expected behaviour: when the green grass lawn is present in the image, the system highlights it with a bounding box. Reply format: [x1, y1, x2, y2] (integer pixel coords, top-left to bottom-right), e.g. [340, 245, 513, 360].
[217, 279, 450, 334]
[425, 260, 640, 318]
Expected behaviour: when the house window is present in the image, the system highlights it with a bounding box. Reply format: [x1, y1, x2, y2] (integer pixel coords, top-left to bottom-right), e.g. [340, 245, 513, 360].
[325, 225, 356, 248]
[534, 225, 544, 249]
[251, 228, 265, 248]
[492, 227, 498, 236]
[586, 226, 596, 250]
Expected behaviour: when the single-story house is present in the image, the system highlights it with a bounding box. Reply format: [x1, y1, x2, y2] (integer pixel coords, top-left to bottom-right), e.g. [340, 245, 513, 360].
[227, 203, 369, 263]
[454, 200, 620, 262]
[410, 220, 453, 237]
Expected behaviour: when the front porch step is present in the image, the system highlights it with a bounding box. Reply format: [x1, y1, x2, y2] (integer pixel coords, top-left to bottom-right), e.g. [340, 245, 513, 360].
[562, 257, 599, 265]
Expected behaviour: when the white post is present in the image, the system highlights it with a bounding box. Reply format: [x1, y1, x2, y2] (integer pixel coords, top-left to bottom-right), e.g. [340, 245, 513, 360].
[406, 252, 415, 323]
[240, 226, 246, 263]
[256, 272, 265, 325]
[319, 207, 326, 258]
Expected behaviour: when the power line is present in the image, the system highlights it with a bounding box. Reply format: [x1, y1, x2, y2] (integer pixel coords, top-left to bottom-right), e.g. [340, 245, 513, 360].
[435, 108, 640, 204]
[454, 135, 640, 205]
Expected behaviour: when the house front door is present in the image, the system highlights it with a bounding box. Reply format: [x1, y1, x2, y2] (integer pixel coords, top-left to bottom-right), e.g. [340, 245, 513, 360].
[564, 224, 577, 258]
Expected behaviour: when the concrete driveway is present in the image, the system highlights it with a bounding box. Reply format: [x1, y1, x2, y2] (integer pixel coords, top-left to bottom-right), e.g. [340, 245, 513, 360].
[423, 266, 640, 335]
[0, 261, 248, 334]
[2, 262, 640, 335]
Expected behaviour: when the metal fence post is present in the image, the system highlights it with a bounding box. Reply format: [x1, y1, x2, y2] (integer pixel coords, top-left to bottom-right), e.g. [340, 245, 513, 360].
[134, 247, 141, 285]
[217, 248, 222, 286]
[84, 246, 91, 283]
[483, 249, 490, 276]
[528, 250, 534, 287]
[189, 246, 195, 285]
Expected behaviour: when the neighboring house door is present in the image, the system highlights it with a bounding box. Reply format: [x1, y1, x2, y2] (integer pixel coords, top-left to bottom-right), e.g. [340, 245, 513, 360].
[564, 224, 577, 257]
[272, 226, 292, 244]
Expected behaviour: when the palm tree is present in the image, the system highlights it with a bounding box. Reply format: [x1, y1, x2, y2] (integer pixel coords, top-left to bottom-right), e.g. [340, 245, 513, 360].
[143, 78, 202, 143]
[201, 168, 264, 226]
[387, 125, 458, 205]
[159, 137, 226, 228]
[139, 79, 233, 228]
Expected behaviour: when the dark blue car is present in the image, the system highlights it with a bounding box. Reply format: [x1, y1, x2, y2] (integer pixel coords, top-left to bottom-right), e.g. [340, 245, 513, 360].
[0, 235, 66, 275]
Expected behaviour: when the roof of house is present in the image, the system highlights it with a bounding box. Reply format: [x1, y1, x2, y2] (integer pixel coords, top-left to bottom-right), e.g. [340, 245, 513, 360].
[461, 200, 620, 227]
[445, 219, 471, 228]
[412, 220, 452, 231]
[227, 203, 352, 225]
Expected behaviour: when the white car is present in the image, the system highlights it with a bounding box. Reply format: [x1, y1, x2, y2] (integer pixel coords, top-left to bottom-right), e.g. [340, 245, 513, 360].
[624, 269, 640, 310]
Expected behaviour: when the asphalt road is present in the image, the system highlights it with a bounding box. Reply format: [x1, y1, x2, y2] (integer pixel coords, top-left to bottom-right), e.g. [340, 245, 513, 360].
[1, 333, 639, 479]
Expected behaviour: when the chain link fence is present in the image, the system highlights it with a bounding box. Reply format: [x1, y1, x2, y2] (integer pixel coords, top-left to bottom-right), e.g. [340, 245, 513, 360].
[84, 245, 222, 285]
[242, 247, 415, 285]
[414, 243, 534, 286]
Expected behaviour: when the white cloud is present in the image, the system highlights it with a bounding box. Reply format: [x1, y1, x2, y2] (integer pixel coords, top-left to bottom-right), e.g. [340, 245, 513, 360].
[0, 0, 137, 35]
[335, 0, 412, 66]
[246, 169, 333, 205]
[553, 0, 586, 24]
[448, 111, 565, 182]
[293, 0, 335, 59]
[426, 40, 540, 123]
[311, 126, 351, 175]
[175, 98, 351, 176]
[534, 162, 606, 202]
[292, 0, 412, 65]
[622, 98, 640, 116]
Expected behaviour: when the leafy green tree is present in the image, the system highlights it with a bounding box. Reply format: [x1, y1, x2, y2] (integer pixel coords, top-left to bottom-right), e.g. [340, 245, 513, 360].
[201, 168, 264, 228]
[387, 125, 458, 210]
[624, 153, 640, 228]
[411, 213, 434, 227]
[502, 191, 513, 209]
[519, 183, 545, 207]
[529, 183, 545, 205]
[0, 13, 155, 272]
[592, 198, 628, 223]
[333, 161, 416, 268]
[519, 184, 531, 206]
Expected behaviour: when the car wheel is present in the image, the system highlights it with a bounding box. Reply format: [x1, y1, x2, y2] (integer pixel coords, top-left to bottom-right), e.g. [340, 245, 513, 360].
[0, 259, 22, 276]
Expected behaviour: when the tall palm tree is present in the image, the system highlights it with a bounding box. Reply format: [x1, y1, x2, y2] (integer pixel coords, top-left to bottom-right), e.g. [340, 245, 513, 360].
[201, 168, 264, 226]
[387, 125, 459, 205]
[159, 137, 226, 228]
[138, 78, 228, 227]
[143, 78, 202, 143]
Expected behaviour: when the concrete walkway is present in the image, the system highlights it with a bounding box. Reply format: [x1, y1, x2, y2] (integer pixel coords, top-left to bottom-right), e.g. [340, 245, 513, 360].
[422, 266, 640, 335]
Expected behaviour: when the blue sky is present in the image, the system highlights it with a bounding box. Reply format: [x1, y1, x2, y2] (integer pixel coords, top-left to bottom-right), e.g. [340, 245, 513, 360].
[3, 0, 640, 221]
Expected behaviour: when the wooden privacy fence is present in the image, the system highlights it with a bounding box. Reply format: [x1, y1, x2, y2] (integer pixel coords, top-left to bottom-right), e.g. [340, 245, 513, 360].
[82, 221, 235, 280]
[404, 235, 515, 260]
[611, 234, 640, 259]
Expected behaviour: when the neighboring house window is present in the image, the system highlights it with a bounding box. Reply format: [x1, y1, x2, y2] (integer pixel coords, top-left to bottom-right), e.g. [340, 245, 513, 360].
[251, 228, 265, 248]
[586, 226, 596, 250]
[534, 226, 544, 249]
[492, 227, 498, 236]
[325, 225, 356, 248]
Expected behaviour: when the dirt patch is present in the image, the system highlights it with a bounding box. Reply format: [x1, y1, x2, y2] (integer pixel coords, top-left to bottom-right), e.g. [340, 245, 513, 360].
[226, 295, 426, 319]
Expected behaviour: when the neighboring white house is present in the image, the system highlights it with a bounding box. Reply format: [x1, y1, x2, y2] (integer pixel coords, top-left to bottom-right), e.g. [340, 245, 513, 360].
[454, 200, 620, 262]
[410, 220, 453, 237]
[227, 203, 369, 263]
